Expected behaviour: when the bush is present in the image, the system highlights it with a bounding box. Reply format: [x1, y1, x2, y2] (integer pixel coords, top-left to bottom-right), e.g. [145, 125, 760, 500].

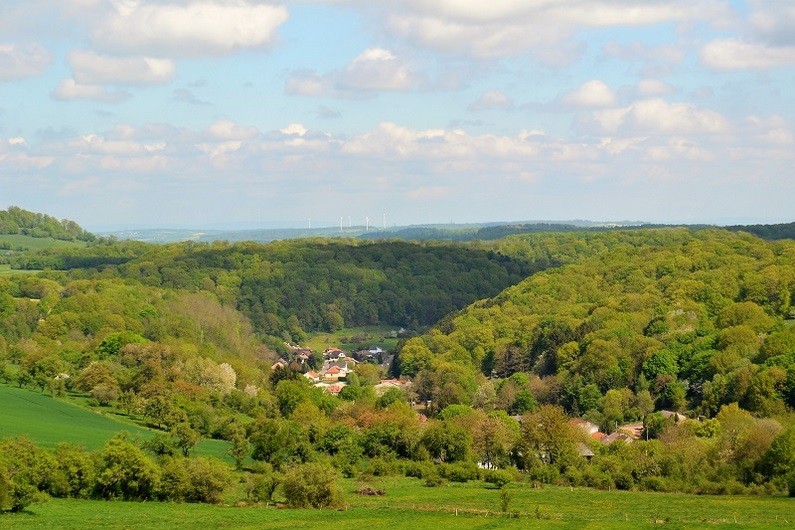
[424, 475, 445, 487]
[365, 456, 401, 477]
[281, 462, 343, 509]
[439, 462, 480, 483]
[247, 471, 280, 503]
[93, 435, 160, 501]
[403, 460, 436, 479]
[483, 469, 514, 489]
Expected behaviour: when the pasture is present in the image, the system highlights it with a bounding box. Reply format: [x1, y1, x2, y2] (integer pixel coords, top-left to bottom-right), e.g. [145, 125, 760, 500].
[0, 384, 231, 460]
[2, 476, 794, 529]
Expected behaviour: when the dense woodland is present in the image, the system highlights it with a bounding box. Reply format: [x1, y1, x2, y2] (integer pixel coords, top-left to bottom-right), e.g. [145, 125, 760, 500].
[0, 207, 95, 242]
[2, 208, 795, 512]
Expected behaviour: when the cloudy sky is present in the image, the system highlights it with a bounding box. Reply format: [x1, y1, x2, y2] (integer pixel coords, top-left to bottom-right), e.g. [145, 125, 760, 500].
[1, 0, 793, 229]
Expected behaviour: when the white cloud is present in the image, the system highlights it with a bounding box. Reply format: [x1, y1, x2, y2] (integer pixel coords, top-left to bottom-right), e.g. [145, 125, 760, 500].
[701, 39, 795, 70]
[51, 78, 130, 102]
[563, 80, 617, 108]
[8, 137, 26, 146]
[0, 43, 52, 80]
[338, 48, 417, 91]
[381, 0, 730, 58]
[287, 48, 420, 97]
[205, 119, 257, 140]
[93, 1, 289, 57]
[69, 50, 176, 85]
[468, 90, 513, 111]
[590, 99, 730, 135]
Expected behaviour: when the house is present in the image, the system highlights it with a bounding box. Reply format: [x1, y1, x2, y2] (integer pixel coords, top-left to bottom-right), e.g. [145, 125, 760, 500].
[577, 443, 595, 460]
[570, 418, 600, 436]
[302, 370, 320, 383]
[270, 358, 288, 371]
[314, 381, 347, 395]
[324, 347, 344, 359]
[601, 431, 633, 445]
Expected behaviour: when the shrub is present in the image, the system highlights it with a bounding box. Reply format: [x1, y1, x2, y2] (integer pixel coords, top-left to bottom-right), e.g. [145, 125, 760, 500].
[160, 456, 231, 504]
[93, 435, 160, 501]
[403, 460, 436, 479]
[483, 469, 514, 489]
[439, 462, 480, 483]
[281, 462, 343, 509]
[424, 475, 445, 487]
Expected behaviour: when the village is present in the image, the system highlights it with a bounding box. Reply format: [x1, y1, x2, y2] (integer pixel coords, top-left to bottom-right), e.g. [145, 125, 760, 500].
[272, 342, 689, 461]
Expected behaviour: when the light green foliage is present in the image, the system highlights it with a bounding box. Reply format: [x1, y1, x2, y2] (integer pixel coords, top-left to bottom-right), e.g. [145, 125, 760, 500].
[93, 434, 160, 500]
[159, 456, 232, 504]
[280, 462, 343, 509]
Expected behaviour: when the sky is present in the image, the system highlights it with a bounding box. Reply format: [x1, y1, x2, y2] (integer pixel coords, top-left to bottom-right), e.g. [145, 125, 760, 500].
[1, 0, 794, 230]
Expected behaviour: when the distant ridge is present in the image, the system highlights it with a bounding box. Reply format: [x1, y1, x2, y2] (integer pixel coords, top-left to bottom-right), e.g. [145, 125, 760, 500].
[89, 219, 795, 244]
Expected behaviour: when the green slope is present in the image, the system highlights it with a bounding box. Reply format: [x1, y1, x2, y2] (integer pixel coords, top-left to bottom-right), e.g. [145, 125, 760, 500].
[0, 384, 230, 460]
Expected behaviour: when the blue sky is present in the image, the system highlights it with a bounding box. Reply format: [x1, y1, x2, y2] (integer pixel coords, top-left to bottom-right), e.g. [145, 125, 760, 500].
[1, 0, 794, 229]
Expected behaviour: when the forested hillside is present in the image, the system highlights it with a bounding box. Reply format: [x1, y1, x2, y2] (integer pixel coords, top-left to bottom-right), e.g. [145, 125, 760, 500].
[399, 228, 795, 418]
[17, 239, 541, 338]
[3, 223, 795, 512]
[0, 206, 95, 242]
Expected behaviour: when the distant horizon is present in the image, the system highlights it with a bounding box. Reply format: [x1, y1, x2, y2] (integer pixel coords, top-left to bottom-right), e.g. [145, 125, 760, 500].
[86, 216, 792, 235]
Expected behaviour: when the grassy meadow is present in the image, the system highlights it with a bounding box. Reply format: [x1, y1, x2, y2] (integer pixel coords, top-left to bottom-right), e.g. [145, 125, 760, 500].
[304, 325, 404, 354]
[2, 477, 794, 529]
[0, 384, 231, 461]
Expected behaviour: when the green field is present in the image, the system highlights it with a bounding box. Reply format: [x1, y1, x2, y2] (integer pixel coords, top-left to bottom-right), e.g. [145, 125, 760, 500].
[0, 234, 85, 251]
[0, 385, 231, 460]
[304, 325, 405, 354]
[0, 264, 40, 275]
[2, 477, 793, 529]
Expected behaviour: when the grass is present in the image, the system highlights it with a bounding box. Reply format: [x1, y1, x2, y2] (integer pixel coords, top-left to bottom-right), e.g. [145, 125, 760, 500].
[0, 264, 40, 275]
[304, 325, 413, 354]
[2, 477, 793, 529]
[0, 234, 85, 252]
[0, 384, 231, 461]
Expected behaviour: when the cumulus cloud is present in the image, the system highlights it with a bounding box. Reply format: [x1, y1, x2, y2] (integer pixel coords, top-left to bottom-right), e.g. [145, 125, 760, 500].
[92, 1, 289, 57]
[205, 119, 257, 140]
[701, 39, 795, 70]
[0, 43, 52, 80]
[563, 80, 617, 108]
[590, 99, 730, 135]
[51, 78, 130, 102]
[338, 48, 418, 91]
[69, 50, 176, 85]
[468, 90, 513, 111]
[381, 0, 731, 58]
[287, 48, 420, 97]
